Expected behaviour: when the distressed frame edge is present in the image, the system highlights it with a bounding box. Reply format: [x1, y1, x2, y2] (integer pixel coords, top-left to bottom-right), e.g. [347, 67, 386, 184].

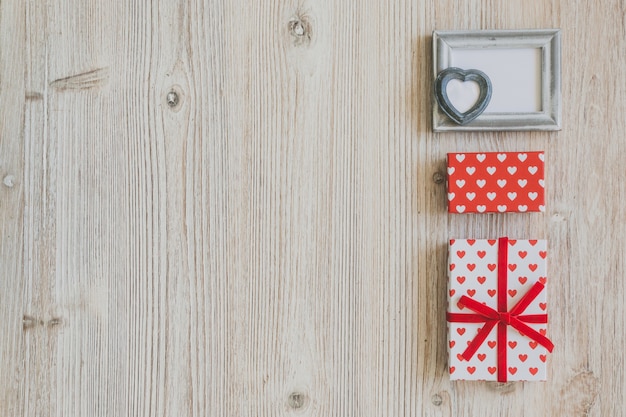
[432, 29, 562, 132]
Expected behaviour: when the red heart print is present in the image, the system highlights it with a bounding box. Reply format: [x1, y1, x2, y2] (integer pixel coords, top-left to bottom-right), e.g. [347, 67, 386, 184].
[467, 366, 476, 374]
[529, 264, 538, 272]
[508, 367, 517, 375]
[450, 263, 456, 271]
[539, 302, 547, 311]
[450, 239, 456, 245]
[488, 367, 497, 375]
[487, 289, 496, 297]
[449, 289, 456, 296]
[457, 301, 465, 310]
[518, 354, 528, 362]
[488, 240, 496, 246]
[457, 328, 466, 335]
[529, 367, 539, 376]
[518, 251, 527, 259]
[449, 341, 456, 348]
[457, 250, 465, 258]
[477, 353, 486, 361]
[467, 264, 476, 271]
[529, 341, 538, 349]
[539, 329, 546, 336]
[518, 276, 527, 284]
[508, 341, 517, 349]
[467, 289, 476, 297]
[539, 277, 547, 285]
[487, 341, 497, 349]
[467, 239, 476, 246]
[529, 240, 537, 246]
[508, 264, 517, 271]
[509, 240, 517, 245]
[540, 354, 547, 363]
[477, 250, 486, 258]
[477, 276, 486, 284]
[539, 251, 547, 258]
[456, 276, 466, 284]
[488, 264, 496, 271]
[450, 366, 455, 374]
[457, 353, 464, 361]
[508, 289, 517, 297]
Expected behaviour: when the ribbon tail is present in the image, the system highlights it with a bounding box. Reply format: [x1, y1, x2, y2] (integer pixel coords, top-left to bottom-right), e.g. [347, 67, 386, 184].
[447, 312, 493, 323]
[509, 317, 554, 352]
[509, 281, 546, 316]
[457, 295, 500, 319]
[461, 320, 497, 361]
[517, 314, 548, 323]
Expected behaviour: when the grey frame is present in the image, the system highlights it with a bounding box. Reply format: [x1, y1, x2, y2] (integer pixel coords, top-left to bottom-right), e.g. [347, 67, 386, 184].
[432, 29, 561, 132]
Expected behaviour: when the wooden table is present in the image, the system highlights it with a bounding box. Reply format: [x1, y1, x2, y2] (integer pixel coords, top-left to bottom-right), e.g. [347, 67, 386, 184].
[1, 1, 623, 415]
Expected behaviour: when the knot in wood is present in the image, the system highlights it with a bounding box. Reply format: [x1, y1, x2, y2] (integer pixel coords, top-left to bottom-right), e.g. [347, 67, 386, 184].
[166, 91, 179, 108]
[432, 171, 445, 184]
[288, 15, 312, 46]
[431, 393, 443, 406]
[3, 175, 15, 188]
[288, 392, 307, 409]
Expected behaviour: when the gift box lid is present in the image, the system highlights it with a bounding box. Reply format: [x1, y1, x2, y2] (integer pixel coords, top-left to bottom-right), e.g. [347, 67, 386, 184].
[447, 151, 545, 214]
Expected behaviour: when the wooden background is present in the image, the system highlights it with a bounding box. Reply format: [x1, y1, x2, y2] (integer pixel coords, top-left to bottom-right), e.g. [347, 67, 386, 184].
[1, 0, 624, 416]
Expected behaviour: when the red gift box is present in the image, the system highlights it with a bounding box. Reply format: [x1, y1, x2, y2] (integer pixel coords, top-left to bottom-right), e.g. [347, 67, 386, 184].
[447, 151, 545, 214]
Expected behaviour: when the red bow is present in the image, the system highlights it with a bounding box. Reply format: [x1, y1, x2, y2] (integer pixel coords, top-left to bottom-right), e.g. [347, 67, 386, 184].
[446, 237, 554, 382]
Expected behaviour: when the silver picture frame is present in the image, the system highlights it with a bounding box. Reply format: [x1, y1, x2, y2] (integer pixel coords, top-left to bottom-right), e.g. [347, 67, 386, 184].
[432, 29, 561, 132]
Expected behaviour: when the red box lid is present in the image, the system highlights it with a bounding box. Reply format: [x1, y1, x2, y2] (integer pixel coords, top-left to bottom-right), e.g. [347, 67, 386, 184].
[447, 151, 545, 213]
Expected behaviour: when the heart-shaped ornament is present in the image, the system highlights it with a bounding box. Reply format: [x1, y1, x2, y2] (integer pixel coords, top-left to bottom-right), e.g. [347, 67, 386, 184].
[435, 67, 492, 125]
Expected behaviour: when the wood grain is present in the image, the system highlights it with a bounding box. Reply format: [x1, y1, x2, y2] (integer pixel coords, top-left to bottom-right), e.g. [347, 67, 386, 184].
[1, 0, 625, 416]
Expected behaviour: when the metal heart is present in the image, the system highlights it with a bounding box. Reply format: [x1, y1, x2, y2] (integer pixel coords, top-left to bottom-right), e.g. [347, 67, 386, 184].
[435, 67, 492, 125]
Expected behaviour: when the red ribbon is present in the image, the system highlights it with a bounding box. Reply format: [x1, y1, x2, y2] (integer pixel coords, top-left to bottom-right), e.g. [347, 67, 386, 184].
[447, 237, 554, 382]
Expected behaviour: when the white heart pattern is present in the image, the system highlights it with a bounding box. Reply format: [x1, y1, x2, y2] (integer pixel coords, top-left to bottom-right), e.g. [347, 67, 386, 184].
[447, 152, 545, 213]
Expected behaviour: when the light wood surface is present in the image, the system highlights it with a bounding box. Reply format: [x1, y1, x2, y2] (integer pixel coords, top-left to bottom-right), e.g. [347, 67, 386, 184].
[1, 0, 624, 416]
